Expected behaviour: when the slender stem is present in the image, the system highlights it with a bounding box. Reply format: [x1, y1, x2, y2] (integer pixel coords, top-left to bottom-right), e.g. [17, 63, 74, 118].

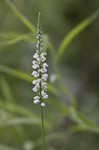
[40, 105, 46, 150]
[37, 12, 46, 150]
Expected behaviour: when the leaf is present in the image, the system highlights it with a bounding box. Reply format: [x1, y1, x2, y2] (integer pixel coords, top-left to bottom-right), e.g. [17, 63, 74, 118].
[0, 65, 58, 95]
[0, 65, 33, 82]
[70, 107, 95, 126]
[75, 111, 95, 126]
[0, 32, 35, 48]
[0, 101, 51, 128]
[68, 107, 99, 134]
[56, 9, 99, 62]
[0, 101, 35, 118]
[71, 125, 99, 134]
[0, 37, 24, 47]
[0, 32, 34, 41]
[5, 0, 36, 33]
[1, 77, 14, 102]
[0, 118, 41, 127]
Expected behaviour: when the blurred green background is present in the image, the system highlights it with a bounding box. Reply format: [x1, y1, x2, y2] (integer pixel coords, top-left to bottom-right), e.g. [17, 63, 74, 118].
[0, 0, 99, 150]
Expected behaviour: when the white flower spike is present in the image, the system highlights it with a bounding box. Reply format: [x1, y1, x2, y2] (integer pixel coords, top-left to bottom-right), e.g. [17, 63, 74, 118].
[32, 12, 48, 107]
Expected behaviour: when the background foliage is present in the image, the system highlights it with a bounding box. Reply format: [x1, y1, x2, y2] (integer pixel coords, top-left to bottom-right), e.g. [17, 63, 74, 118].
[0, 0, 99, 150]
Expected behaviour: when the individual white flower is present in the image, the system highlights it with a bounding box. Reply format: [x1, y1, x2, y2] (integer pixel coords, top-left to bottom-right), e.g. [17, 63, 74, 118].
[41, 56, 46, 63]
[43, 94, 48, 99]
[32, 57, 40, 64]
[33, 53, 39, 59]
[42, 74, 48, 81]
[38, 68, 47, 73]
[32, 71, 39, 78]
[41, 81, 47, 87]
[35, 82, 40, 89]
[41, 90, 48, 99]
[41, 90, 46, 96]
[34, 96, 40, 100]
[41, 56, 46, 62]
[32, 82, 40, 92]
[40, 52, 47, 57]
[40, 68, 47, 73]
[42, 63, 48, 68]
[32, 60, 37, 65]
[37, 79, 41, 82]
[36, 57, 40, 64]
[33, 96, 40, 104]
[33, 99, 40, 104]
[32, 64, 39, 69]
[32, 60, 40, 66]
[32, 80, 37, 85]
[32, 87, 38, 92]
[40, 53, 47, 62]
[41, 81, 47, 90]
[32, 79, 41, 85]
[41, 102, 46, 107]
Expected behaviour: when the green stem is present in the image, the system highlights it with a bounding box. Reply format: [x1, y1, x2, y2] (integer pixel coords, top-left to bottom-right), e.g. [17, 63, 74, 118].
[37, 12, 46, 150]
[40, 106, 46, 150]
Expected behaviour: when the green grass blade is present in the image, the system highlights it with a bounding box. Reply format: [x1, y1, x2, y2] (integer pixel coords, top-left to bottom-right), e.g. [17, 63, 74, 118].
[0, 101, 35, 118]
[0, 65, 33, 82]
[0, 118, 41, 127]
[0, 101, 51, 128]
[71, 125, 99, 134]
[1, 77, 14, 102]
[0, 37, 25, 47]
[0, 32, 35, 48]
[0, 32, 34, 41]
[5, 0, 36, 33]
[56, 9, 99, 62]
[70, 107, 95, 126]
[0, 65, 58, 95]
[0, 36, 32, 47]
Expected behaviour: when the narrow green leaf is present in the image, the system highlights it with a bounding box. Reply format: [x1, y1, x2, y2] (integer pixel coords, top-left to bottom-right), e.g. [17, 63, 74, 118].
[71, 125, 99, 134]
[0, 36, 33, 47]
[70, 107, 96, 127]
[56, 9, 99, 62]
[0, 101, 50, 128]
[75, 111, 95, 126]
[0, 101, 35, 118]
[48, 84, 59, 95]
[0, 32, 35, 48]
[5, 0, 36, 33]
[0, 32, 34, 41]
[0, 65, 58, 95]
[0, 65, 33, 82]
[0, 118, 41, 127]
[0, 37, 24, 46]
[1, 77, 14, 102]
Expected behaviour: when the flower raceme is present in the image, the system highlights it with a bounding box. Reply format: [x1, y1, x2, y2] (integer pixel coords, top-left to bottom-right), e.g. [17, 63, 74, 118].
[32, 19, 48, 107]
